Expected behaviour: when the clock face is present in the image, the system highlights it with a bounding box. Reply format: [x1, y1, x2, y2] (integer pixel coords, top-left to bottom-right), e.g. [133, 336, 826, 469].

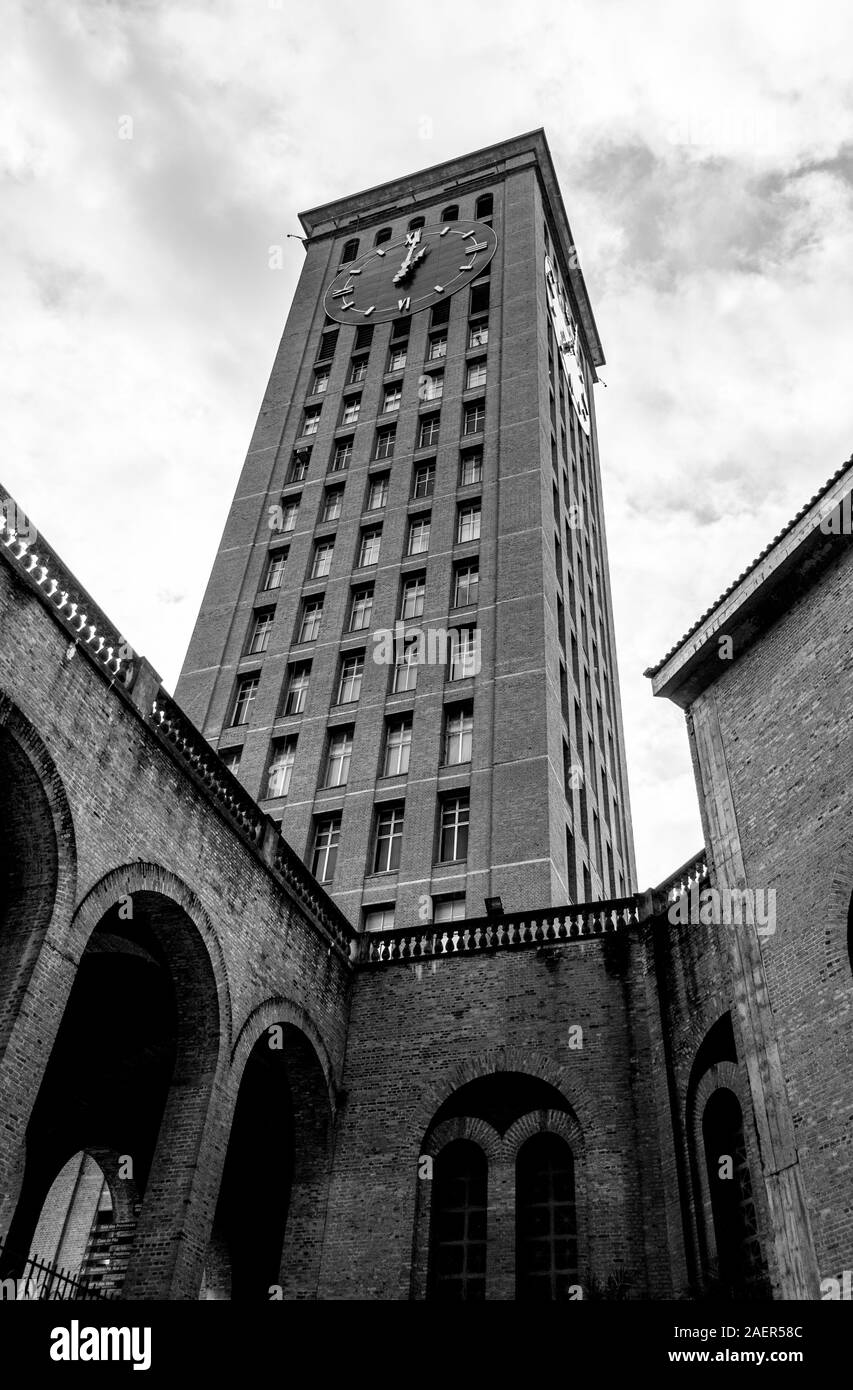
[544, 254, 591, 436]
[323, 219, 498, 325]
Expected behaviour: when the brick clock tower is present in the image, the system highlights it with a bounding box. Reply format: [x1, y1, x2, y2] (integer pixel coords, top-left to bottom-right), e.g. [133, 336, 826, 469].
[176, 130, 636, 932]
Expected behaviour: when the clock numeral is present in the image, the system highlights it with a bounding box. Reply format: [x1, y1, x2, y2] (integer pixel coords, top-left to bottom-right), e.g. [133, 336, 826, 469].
[433, 285, 444, 293]
[398, 296, 411, 311]
[375, 248, 386, 257]
[466, 241, 488, 252]
[349, 266, 362, 275]
[332, 284, 354, 298]
[440, 227, 450, 236]
[459, 262, 475, 272]
[340, 298, 354, 310]
[362, 306, 375, 316]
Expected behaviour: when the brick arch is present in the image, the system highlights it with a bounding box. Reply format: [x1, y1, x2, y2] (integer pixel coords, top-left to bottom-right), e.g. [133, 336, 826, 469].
[0, 692, 77, 1061]
[414, 1047, 580, 1140]
[822, 865, 853, 984]
[503, 1107, 585, 1164]
[230, 996, 337, 1107]
[64, 862, 232, 1048]
[422, 1115, 502, 1162]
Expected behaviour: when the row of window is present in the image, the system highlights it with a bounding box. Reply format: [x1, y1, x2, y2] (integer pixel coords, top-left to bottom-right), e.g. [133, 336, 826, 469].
[311, 791, 470, 883]
[252, 556, 480, 655]
[337, 193, 494, 265]
[299, 395, 487, 449]
[310, 328, 489, 399]
[250, 703, 473, 805]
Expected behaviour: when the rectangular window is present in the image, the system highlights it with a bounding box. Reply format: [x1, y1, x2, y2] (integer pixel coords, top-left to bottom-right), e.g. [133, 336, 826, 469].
[457, 504, 481, 543]
[421, 371, 443, 401]
[316, 328, 338, 363]
[463, 402, 486, 435]
[373, 804, 405, 873]
[466, 359, 487, 390]
[383, 716, 413, 777]
[358, 528, 381, 567]
[312, 541, 334, 578]
[289, 448, 311, 482]
[374, 426, 396, 459]
[349, 586, 374, 632]
[311, 815, 340, 883]
[438, 794, 469, 862]
[266, 737, 296, 798]
[299, 597, 323, 643]
[400, 574, 425, 620]
[248, 610, 274, 654]
[418, 414, 440, 448]
[469, 320, 489, 349]
[413, 462, 435, 498]
[284, 663, 310, 716]
[231, 675, 259, 726]
[281, 499, 299, 532]
[470, 284, 490, 316]
[312, 369, 329, 395]
[459, 450, 482, 487]
[392, 643, 419, 693]
[443, 704, 473, 765]
[433, 894, 465, 924]
[263, 550, 287, 590]
[364, 905, 395, 932]
[453, 560, 479, 608]
[303, 408, 321, 437]
[366, 475, 389, 511]
[342, 395, 361, 426]
[407, 516, 431, 555]
[389, 346, 407, 372]
[321, 488, 343, 523]
[349, 356, 368, 384]
[449, 626, 478, 681]
[331, 438, 353, 473]
[382, 385, 402, 413]
[219, 746, 241, 776]
[325, 728, 353, 788]
[428, 333, 447, 361]
[354, 324, 373, 352]
[337, 653, 364, 704]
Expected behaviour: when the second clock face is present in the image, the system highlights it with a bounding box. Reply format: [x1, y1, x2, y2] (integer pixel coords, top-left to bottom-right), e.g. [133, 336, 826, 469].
[323, 219, 498, 325]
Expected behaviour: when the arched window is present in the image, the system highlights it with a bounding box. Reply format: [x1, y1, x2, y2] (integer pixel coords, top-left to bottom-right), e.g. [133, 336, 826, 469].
[441, 205, 459, 222]
[340, 238, 359, 264]
[702, 1089, 767, 1295]
[475, 193, 493, 219]
[408, 216, 425, 231]
[374, 227, 392, 246]
[427, 1139, 487, 1300]
[516, 1133, 577, 1299]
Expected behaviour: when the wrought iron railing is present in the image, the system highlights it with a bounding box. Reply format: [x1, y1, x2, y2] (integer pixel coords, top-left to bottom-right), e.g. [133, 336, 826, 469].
[0, 1236, 114, 1300]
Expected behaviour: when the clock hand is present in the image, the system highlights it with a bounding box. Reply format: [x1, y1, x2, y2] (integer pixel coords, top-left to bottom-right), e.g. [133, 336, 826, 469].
[392, 242, 429, 285]
[392, 228, 422, 282]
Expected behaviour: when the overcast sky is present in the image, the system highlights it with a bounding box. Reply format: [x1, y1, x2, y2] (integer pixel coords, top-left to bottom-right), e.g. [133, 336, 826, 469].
[4, 0, 852, 887]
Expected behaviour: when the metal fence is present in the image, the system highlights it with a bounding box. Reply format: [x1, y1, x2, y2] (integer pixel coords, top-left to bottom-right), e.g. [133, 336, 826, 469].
[0, 1235, 114, 1301]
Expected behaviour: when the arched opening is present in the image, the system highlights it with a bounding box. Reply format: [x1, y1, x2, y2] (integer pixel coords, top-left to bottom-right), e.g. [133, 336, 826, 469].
[441, 205, 459, 222]
[202, 1022, 331, 1301]
[0, 724, 62, 1060]
[374, 227, 392, 246]
[475, 193, 493, 219]
[516, 1133, 577, 1300]
[26, 1148, 139, 1297]
[0, 889, 220, 1296]
[408, 216, 425, 232]
[427, 1139, 487, 1301]
[431, 1071, 572, 1134]
[340, 238, 359, 264]
[702, 1088, 768, 1297]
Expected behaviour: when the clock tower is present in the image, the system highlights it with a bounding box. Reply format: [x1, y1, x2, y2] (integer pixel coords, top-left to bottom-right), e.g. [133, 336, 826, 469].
[175, 129, 636, 930]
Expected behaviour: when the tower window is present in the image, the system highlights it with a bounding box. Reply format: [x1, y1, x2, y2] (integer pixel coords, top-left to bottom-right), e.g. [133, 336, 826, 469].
[452, 560, 479, 609]
[358, 527, 382, 568]
[463, 402, 486, 436]
[407, 516, 431, 556]
[413, 462, 435, 499]
[373, 803, 405, 873]
[321, 487, 343, 524]
[475, 193, 493, 218]
[364, 904, 395, 932]
[419, 415, 440, 449]
[248, 609, 275, 655]
[441, 205, 459, 222]
[400, 574, 426, 620]
[408, 216, 425, 231]
[391, 642, 419, 693]
[375, 227, 392, 246]
[349, 585, 374, 632]
[457, 503, 481, 544]
[262, 550, 288, 591]
[337, 653, 364, 704]
[266, 737, 296, 798]
[366, 475, 389, 511]
[331, 438, 353, 473]
[283, 662, 311, 716]
[231, 674, 259, 726]
[442, 704, 473, 765]
[349, 356, 368, 384]
[289, 448, 311, 482]
[340, 238, 359, 264]
[325, 728, 353, 788]
[374, 425, 396, 459]
[383, 716, 413, 777]
[311, 815, 341, 882]
[298, 597, 323, 643]
[438, 793, 470, 862]
[311, 541, 334, 579]
[354, 324, 373, 351]
[448, 626, 478, 681]
[316, 327, 338, 363]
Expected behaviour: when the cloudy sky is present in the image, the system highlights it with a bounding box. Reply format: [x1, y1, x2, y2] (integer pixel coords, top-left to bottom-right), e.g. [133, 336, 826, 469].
[4, 0, 852, 886]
